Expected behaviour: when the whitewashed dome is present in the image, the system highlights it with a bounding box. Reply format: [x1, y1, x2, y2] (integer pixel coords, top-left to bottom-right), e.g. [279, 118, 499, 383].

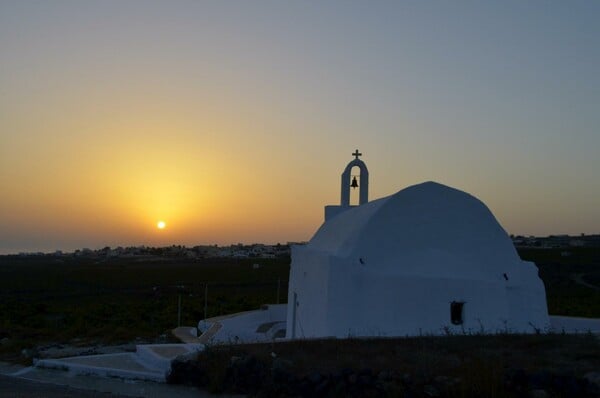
[308, 181, 525, 281]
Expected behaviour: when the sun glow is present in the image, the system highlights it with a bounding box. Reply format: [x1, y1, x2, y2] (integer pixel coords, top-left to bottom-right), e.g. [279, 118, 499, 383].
[157, 221, 166, 229]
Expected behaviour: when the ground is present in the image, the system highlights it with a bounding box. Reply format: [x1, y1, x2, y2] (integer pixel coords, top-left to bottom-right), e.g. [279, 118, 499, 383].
[0, 247, 599, 396]
[0, 374, 122, 398]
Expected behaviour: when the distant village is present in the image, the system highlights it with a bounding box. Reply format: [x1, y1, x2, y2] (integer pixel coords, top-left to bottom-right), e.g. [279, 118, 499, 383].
[10, 243, 304, 259]
[511, 234, 600, 248]
[5, 234, 600, 259]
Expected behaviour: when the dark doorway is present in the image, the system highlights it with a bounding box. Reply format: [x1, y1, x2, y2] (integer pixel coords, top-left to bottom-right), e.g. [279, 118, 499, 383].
[450, 301, 465, 325]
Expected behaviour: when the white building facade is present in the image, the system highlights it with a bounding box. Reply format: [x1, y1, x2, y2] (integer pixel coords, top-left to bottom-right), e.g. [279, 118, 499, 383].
[286, 153, 549, 338]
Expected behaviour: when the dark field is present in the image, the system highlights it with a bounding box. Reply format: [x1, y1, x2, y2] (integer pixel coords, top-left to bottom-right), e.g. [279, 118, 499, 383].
[519, 247, 600, 318]
[0, 247, 599, 364]
[0, 255, 289, 362]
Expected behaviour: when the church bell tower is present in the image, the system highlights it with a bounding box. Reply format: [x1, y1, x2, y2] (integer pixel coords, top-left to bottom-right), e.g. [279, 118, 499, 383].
[324, 150, 369, 221]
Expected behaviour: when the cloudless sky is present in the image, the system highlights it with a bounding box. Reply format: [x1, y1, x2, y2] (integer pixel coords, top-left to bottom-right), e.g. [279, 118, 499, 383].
[1, 1, 599, 253]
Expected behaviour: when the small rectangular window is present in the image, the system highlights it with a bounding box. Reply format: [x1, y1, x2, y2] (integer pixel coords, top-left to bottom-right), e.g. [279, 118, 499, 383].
[451, 301, 465, 325]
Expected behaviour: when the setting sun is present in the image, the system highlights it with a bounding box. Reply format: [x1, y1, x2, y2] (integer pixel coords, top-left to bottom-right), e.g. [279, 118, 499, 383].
[157, 221, 166, 230]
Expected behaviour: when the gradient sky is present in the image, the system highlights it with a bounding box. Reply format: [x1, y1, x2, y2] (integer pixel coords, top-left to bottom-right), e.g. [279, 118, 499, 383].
[1, 1, 599, 253]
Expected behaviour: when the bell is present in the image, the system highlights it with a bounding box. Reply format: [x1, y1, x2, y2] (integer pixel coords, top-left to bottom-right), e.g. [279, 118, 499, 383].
[350, 176, 359, 189]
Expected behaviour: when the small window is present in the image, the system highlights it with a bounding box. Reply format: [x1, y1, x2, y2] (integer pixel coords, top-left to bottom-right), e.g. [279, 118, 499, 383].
[450, 301, 465, 325]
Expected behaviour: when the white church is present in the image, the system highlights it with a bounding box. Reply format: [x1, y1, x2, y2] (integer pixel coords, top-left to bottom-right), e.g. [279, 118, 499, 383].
[285, 151, 550, 338]
[196, 151, 552, 342]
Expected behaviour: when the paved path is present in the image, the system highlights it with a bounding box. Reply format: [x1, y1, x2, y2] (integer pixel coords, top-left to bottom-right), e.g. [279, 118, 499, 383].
[0, 364, 239, 398]
[0, 374, 126, 398]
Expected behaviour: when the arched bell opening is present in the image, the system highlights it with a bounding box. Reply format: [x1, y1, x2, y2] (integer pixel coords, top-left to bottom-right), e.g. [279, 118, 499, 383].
[340, 150, 369, 207]
[349, 166, 362, 206]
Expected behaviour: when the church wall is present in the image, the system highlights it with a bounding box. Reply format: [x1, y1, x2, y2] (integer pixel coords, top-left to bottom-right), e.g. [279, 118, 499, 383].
[505, 261, 550, 331]
[325, 266, 520, 337]
[285, 247, 331, 338]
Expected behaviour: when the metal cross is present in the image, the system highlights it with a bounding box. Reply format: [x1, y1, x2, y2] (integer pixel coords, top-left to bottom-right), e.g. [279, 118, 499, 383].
[352, 149, 362, 160]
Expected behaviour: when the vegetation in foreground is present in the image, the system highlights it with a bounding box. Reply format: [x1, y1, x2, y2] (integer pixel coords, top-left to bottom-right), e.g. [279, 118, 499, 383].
[0, 247, 598, 366]
[0, 256, 289, 363]
[169, 333, 600, 397]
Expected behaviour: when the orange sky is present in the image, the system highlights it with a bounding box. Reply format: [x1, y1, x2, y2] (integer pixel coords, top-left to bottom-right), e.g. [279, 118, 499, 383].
[1, 2, 599, 253]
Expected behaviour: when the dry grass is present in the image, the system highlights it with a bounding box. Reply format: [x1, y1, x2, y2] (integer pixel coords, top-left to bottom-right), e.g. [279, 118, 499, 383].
[182, 333, 600, 396]
[215, 333, 599, 377]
